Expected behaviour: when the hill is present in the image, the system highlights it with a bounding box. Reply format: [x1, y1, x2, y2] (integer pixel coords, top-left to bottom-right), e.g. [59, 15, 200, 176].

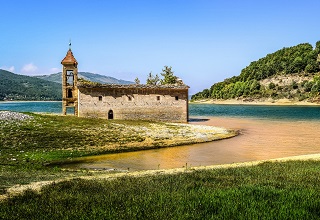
[35, 72, 134, 85]
[0, 69, 61, 101]
[191, 41, 320, 103]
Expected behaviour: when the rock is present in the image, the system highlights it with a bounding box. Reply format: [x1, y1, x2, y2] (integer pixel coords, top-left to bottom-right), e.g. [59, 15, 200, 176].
[0, 111, 33, 121]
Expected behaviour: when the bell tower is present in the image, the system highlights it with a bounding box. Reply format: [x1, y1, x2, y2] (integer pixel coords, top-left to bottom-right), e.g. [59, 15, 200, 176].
[61, 43, 78, 116]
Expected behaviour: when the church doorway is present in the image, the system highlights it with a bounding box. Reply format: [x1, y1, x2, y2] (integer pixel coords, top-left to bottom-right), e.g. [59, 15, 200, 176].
[108, 110, 114, 119]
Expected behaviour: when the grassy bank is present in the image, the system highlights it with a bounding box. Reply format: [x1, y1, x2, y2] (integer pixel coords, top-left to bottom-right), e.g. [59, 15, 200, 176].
[0, 112, 236, 194]
[1, 160, 320, 219]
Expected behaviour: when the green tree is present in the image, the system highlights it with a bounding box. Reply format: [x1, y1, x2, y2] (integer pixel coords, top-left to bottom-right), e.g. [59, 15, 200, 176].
[201, 89, 210, 98]
[311, 75, 320, 95]
[250, 80, 261, 93]
[291, 81, 299, 89]
[160, 66, 177, 85]
[134, 77, 140, 84]
[316, 40, 320, 52]
[146, 72, 160, 85]
[268, 82, 276, 90]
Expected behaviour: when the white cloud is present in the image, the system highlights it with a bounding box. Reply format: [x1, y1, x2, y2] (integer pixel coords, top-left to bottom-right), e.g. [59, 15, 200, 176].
[49, 67, 60, 73]
[21, 63, 38, 75]
[1, 66, 15, 72]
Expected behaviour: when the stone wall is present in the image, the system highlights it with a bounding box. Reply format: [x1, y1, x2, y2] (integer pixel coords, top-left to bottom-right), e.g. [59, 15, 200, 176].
[78, 87, 188, 122]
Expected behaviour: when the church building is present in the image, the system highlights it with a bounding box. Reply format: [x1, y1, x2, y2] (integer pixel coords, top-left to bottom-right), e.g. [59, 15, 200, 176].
[61, 48, 189, 122]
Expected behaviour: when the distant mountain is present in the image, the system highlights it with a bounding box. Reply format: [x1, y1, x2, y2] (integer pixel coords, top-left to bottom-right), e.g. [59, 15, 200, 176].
[35, 72, 134, 85]
[0, 69, 61, 101]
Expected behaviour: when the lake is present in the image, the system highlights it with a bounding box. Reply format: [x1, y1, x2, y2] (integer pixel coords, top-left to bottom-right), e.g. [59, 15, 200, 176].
[1, 101, 320, 121]
[1, 101, 320, 170]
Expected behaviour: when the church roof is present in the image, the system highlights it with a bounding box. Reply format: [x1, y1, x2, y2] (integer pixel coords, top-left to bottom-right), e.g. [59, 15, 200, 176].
[61, 49, 78, 65]
[77, 82, 189, 90]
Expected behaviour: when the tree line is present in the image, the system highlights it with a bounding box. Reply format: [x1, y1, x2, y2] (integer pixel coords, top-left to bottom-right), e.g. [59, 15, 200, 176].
[0, 70, 62, 101]
[192, 41, 320, 101]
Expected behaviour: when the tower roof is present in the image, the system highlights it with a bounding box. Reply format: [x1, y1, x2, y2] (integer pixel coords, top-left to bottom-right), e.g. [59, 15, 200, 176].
[61, 49, 78, 65]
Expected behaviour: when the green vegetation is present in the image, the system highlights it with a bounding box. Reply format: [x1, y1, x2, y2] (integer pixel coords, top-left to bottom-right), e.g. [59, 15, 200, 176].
[35, 72, 133, 85]
[1, 113, 319, 218]
[192, 42, 320, 101]
[0, 69, 61, 101]
[0, 70, 134, 101]
[160, 66, 178, 84]
[78, 77, 103, 86]
[134, 77, 140, 84]
[0, 113, 235, 194]
[146, 71, 160, 85]
[2, 160, 320, 219]
[146, 66, 179, 85]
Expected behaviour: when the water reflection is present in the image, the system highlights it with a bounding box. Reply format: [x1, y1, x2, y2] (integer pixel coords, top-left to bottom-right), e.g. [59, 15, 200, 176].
[63, 117, 320, 171]
[188, 118, 210, 122]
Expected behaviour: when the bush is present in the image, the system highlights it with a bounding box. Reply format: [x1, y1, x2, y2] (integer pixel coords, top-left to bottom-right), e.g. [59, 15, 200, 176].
[291, 81, 299, 89]
[268, 82, 276, 90]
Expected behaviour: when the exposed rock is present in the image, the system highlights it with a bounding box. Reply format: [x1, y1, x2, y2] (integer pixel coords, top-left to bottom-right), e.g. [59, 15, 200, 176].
[0, 111, 33, 121]
[260, 74, 313, 87]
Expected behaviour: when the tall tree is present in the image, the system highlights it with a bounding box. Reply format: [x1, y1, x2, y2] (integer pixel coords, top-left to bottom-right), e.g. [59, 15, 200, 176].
[146, 72, 160, 85]
[160, 66, 177, 85]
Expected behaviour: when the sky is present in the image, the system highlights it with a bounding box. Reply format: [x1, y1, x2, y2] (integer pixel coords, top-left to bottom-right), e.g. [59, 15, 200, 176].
[1, 0, 320, 94]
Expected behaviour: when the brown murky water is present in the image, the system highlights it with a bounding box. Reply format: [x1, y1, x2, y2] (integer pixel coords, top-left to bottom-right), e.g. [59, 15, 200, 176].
[65, 117, 320, 171]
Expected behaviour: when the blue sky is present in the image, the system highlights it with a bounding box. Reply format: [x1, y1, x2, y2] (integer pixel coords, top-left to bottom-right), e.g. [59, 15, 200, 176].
[1, 0, 320, 94]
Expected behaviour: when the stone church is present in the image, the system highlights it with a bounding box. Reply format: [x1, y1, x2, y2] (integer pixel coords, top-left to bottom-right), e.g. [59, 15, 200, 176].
[61, 48, 189, 122]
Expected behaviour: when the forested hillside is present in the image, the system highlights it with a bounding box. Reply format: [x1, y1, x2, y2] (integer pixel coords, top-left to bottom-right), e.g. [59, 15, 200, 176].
[0, 70, 61, 101]
[192, 42, 320, 102]
[36, 72, 134, 85]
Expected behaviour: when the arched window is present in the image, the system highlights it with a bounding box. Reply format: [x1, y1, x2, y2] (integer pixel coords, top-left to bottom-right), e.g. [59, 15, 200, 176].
[108, 110, 114, 119]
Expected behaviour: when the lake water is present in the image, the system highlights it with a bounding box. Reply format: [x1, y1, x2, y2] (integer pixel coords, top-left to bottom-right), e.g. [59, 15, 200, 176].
[0, 101, 75, 114]
[1, 101, 320, 121]
[190, 103, 320, 121]
[1, 101, 320, 170]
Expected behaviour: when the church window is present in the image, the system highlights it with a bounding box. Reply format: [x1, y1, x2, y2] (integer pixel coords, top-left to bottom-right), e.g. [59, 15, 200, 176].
[156, 96, 160, 101]
[67, 89, 73, 98]
[175, 96, 179, 101]
[66, 70, 74, 86]
[99, 96, 102, 101]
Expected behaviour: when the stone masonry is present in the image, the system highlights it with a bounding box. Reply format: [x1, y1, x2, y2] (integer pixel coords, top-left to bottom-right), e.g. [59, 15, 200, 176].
[61, 48, 189, 122]
[77, 83, 189, 123]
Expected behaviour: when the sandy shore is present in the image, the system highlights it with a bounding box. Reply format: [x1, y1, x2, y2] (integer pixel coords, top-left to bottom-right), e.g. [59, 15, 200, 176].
[191, 98, 320, 106]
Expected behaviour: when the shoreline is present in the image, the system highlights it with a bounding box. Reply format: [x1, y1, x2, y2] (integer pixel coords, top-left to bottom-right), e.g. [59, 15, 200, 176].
[2, 116, 320, 200]
[1, 99, 319, 106]
[2, 153, 320, 201]
[191, 98, 320, 106]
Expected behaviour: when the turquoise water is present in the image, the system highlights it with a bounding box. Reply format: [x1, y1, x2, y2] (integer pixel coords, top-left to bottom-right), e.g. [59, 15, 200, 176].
[190, 104, 320, 121]
[0, 101, 62, 113]
[0, 101, 320, 121]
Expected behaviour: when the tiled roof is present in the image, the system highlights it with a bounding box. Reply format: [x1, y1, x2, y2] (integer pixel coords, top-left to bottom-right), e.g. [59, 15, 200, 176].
[61, 49, 78, 65]
[78, 82, 189, 90]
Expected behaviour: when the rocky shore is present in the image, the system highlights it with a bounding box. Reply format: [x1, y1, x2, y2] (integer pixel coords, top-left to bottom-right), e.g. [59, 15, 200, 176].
[0, 111, 33, 121]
